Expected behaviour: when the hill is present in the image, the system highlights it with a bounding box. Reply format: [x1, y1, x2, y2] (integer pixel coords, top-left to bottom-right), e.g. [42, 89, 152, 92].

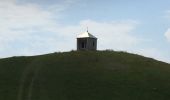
[0, 51, 170, 100]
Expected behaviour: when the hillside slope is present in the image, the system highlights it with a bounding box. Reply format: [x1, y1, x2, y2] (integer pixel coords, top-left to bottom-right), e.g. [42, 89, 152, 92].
[0, 51, 170, 100]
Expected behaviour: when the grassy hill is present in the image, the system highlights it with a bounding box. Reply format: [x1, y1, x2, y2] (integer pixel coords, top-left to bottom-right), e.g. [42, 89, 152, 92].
[0, 51, 170, 100]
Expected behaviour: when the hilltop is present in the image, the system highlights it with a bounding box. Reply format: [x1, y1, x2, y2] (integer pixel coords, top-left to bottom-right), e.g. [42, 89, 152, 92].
[0, 51, 170, 100]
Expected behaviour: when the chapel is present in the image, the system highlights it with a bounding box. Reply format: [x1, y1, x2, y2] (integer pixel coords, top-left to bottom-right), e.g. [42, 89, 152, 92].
[77, 30, 97, 50]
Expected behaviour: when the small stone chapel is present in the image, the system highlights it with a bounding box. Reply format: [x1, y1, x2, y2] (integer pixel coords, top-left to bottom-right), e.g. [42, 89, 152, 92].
[77, 30, 97, 51]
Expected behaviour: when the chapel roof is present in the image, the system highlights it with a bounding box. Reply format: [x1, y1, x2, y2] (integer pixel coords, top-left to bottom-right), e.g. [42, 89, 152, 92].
[77, 31, 97, 39]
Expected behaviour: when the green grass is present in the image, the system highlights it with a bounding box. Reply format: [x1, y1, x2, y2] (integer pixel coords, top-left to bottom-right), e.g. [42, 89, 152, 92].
[0, 51, 170, 100]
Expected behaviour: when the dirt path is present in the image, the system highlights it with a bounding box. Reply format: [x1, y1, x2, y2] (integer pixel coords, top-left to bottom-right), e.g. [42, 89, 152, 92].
[17, 58, 42, 100]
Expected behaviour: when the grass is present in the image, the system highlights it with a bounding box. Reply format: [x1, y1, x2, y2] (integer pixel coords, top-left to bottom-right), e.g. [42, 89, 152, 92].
[0, 51, 170, 100]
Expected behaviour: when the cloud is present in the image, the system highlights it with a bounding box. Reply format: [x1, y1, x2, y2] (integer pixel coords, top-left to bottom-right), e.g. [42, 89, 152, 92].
[79, 20, 139, 50]
[36, 19, 140, 51]
[165, 28, 170, 42]
[56, 19, 139, 50]
[0, 0, 61, 57]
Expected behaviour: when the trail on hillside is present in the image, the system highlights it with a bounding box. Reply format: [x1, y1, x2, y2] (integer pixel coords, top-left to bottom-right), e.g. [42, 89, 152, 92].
[17, 58, 42, 100]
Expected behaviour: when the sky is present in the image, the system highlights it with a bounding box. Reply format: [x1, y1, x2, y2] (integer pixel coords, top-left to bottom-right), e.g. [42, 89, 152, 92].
[0, 0, 170, 63]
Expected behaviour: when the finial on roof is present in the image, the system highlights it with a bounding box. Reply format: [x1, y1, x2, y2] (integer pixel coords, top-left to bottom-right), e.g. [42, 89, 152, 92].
[87, 27, 88, 32]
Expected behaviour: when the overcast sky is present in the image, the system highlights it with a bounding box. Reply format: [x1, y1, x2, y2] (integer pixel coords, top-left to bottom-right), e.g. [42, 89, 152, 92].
[0, 0, 170, 63]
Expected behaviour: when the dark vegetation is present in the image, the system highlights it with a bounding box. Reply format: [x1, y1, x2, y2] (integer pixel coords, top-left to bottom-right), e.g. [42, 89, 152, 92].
[0, 51, 170, 100]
